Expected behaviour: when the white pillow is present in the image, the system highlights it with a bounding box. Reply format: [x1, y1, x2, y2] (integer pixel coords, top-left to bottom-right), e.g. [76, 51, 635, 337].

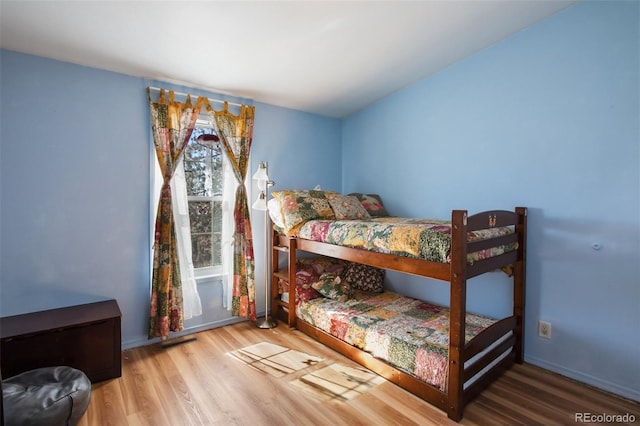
[267, 197, 285, 229]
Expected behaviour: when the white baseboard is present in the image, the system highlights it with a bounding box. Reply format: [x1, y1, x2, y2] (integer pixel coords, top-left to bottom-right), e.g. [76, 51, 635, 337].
[122, 316, 247, 350]
[525, 355, 640, 402]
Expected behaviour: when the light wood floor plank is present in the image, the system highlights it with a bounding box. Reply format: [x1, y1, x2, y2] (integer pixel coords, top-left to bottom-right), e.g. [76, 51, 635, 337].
[77, 321, 639, 426]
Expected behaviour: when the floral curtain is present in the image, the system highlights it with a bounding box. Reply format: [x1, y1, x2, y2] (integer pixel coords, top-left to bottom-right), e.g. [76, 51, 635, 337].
[204, 100, 257, 320]
[148, 88, 204, 339]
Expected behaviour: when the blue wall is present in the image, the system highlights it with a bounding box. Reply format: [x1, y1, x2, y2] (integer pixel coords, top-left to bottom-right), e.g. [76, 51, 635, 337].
[342, 1, 639, 400]
[1, 0, 637, 402]
[0, 50, 342, 349]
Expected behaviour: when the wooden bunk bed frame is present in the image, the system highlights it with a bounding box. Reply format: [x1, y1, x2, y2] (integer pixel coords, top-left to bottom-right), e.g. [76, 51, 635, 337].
[271, 207, 527, 421]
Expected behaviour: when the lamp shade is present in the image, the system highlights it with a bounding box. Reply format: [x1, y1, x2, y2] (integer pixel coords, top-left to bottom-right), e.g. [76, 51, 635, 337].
[252, 192, 268, 211]
[252, 162, 269, 182]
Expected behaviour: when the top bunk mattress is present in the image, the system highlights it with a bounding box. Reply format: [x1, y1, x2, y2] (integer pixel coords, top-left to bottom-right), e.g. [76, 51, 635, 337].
[297, 217, 514, 264]
[269, 190, 516, 264]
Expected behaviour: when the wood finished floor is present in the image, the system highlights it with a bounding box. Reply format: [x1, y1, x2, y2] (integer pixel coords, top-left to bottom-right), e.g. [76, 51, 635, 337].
[79, 321, 639, 426]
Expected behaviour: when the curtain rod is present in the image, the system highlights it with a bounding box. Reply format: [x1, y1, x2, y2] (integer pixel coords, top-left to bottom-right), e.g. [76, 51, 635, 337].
[147, 86, 244, 107]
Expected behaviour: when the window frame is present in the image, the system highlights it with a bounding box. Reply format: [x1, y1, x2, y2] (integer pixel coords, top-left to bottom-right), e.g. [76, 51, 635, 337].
[186, 116, 224, 280]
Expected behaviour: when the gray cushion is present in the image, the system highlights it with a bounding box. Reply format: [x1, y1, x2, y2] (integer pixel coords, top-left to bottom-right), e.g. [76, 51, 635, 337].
[2, 366, 91, 426]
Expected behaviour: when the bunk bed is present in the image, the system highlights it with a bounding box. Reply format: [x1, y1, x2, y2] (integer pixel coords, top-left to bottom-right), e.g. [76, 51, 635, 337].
[268, 190, 527, 421]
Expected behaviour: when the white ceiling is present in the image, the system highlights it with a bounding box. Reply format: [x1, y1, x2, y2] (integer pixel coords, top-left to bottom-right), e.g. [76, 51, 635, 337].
[0, 1, 576, 118]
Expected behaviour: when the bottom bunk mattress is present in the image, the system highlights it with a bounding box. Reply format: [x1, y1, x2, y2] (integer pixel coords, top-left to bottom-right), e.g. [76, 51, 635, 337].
[296, 291, 496, 391]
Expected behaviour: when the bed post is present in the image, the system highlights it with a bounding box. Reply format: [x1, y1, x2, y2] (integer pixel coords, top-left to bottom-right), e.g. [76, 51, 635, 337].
[447, 209, 468, 421]
[287, 237, 297, 328]
[514, 207, 527, 363]
[271, 222, 279, 322]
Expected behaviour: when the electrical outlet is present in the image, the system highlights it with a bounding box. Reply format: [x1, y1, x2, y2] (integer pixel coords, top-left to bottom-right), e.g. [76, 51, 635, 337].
[538, 320, 552, 339]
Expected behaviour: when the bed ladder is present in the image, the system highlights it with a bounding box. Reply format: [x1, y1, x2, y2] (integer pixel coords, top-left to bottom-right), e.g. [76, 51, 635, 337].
[271, 224, 297, 327]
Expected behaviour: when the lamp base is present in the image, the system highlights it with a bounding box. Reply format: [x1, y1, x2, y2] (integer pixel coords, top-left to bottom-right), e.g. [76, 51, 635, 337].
[256, 316, 278, 329]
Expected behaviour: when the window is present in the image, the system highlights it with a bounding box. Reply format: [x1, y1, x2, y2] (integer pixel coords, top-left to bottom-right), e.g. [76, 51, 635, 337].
[183, 117, 224, 278]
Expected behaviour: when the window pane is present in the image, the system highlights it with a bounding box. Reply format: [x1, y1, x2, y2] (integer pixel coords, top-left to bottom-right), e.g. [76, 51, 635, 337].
[192, 234, 212, 269]
[212, 200, 222, 266]
[184, 141, 209, 162]
[189, 201, 212, 269]
[189, 201, 211, 234]
[184, 160, 209, 197]
[212, 200, 222, 234]
[210, 153, 223, 197]
[212, 233, 221, 266]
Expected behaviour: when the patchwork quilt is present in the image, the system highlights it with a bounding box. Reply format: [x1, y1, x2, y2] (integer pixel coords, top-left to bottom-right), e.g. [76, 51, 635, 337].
[297, 290, 496, 391]
[297, 217, 515, 264]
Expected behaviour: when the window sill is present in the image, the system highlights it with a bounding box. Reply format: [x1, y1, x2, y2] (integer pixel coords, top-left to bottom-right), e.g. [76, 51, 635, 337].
[195, 273, 221, 282]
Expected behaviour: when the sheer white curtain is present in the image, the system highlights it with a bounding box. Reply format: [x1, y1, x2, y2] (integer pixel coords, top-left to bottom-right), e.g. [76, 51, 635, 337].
[152, 159, 203, 320]
[221, 154, 236, 310]
[171, 161, 203, 319]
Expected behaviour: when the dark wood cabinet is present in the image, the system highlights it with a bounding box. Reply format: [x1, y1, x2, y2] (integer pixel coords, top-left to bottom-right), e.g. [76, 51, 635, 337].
[0, 299, 121, 383]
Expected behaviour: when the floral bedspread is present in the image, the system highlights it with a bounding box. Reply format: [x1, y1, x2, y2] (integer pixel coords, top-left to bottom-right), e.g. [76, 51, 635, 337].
[297, 217, 515, 264]
[297, 290, 496, 391]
